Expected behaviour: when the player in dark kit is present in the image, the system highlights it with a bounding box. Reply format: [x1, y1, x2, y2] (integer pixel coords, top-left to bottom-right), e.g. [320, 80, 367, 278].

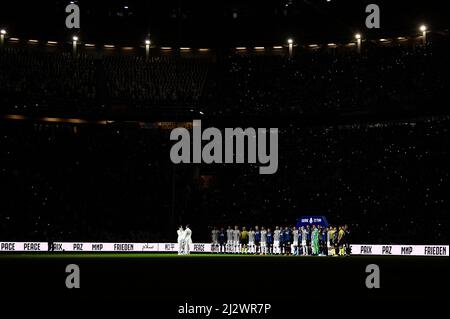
[333, 227, 340, 256]
[279, 226, 286, 254]
[297, 227, 303, 256]
[218, 228, 227, 253]
[283, 227, 292, 255]
[254, 226, 261, 254]
[266, 228, 274, 255]
[240, 227, 249, 254]
[320, 227, 328, 256]
[306, 225, 312, 256]
[343, 225, 351, 256]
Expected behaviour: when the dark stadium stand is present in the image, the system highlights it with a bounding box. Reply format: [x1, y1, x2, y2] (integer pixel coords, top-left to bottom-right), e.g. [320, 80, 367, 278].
[1, 35, 448, 119]
[103, 55, 209, 107]
[0, 29, 448, 245]
[0, 116, 447, 244]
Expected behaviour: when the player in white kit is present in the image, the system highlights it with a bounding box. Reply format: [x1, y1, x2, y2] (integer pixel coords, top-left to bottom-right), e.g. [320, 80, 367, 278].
[260, 227, 267, 255]
[273, 226, 281, 255]
[292, 226, 299, 256]
[233, 226, 240, 254]
[226, 226, 233, 253]
[211, 227, 219, 253]
[177, 225, 185, 255]
[183, 225, 192, 255]
[248, 227, 255, 254]
[301, 226, 308, 256]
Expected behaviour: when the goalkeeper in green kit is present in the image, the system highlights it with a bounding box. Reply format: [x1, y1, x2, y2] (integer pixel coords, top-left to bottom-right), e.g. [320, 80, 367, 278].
[311, 225, 319, 255]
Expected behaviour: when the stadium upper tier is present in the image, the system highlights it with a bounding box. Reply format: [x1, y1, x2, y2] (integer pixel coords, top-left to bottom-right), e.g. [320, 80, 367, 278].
[0, 33, 448, 119]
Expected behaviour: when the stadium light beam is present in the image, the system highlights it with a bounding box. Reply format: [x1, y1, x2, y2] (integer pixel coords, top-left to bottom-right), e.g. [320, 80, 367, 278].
[355, 33, 362, 54]
[145, 39, 151, 59]
[287, 38, 294, 57]
[72, 36, 78, 56]
[420, 25, 427, 45]
[0, 29, 6, 48]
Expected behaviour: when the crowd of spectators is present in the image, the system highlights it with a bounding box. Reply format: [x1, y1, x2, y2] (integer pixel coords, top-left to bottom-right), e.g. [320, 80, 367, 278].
[211, 45, 448, 117]
[104, 55, 209, 107]
[0, 40, 447, 117]
[0, 116, 447, 244]
[0, 48, 97, 113]
[0, 38, 447, 244]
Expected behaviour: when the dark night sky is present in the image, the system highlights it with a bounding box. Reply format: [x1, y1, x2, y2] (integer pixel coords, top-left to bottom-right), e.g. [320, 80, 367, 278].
[0, 0, 448, 46]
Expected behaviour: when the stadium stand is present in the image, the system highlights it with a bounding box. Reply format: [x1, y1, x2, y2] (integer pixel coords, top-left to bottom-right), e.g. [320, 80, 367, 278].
[1, 38, 448, 118]
[0, 116, 447, 244]
[0, 32, 447, 244]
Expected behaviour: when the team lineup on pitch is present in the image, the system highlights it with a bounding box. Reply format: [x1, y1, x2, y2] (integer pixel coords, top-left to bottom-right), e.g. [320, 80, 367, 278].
[208, 225, 350, 256]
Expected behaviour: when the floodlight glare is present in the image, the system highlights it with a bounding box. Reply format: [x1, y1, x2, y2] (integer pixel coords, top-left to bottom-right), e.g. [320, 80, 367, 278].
[72, 36, 79, 41]
[420, 25, 427, 32]
[355, 33, 361, 40]
[0, 29, 6, 35]
[287, 38, 293, 45]
[145, 39, 151, 45]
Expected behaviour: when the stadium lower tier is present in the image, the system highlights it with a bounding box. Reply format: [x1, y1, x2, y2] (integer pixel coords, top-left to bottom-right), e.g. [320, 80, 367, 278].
[0, 116, 448, 245]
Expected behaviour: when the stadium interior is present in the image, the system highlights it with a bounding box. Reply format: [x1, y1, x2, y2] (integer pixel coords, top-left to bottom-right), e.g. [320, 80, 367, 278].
[0, 0, 448, 245]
